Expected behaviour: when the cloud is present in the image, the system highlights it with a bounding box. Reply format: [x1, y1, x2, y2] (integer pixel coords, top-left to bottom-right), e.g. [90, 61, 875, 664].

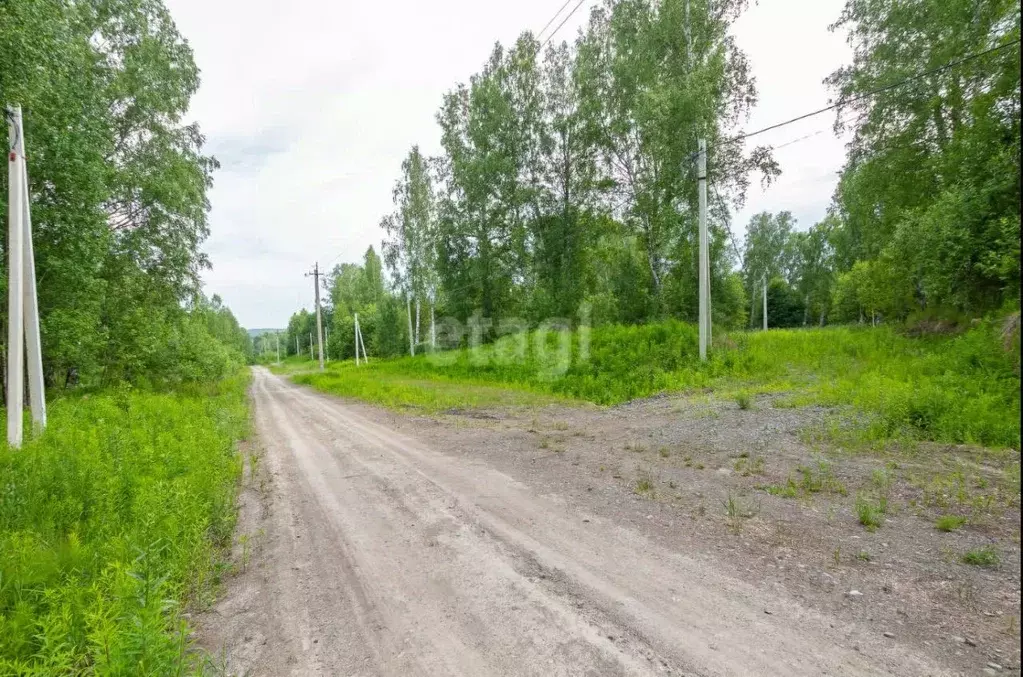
[206, 126, 297, 174]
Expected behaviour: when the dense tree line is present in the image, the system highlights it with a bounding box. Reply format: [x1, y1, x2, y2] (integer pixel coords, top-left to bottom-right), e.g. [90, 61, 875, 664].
[1, 0, 250, 391]
[282, 0, 1019, 357]
[741, 0, 1019, 328]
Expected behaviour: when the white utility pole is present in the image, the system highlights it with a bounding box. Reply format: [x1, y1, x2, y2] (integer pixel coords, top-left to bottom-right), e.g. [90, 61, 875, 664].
[430, 300, 436, 351]
[697, 138, 709, 361]
[406, 295, 415, 357]
[354, 313, 361, 365]
[305, 263, 325, 371]
[295, 334, 299, 355]
[309, 333, 313, 360]
[6, 109, 25, 446]
[275, 332, 280, 364]
[6, 105, 46, 447]
[763, 273, 768, 331]
[356, 317, 368, 363]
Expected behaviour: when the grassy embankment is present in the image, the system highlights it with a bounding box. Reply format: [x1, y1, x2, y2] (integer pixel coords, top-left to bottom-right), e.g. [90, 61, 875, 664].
[0, 372, 250, 674]
[281, 318, 1020, 451]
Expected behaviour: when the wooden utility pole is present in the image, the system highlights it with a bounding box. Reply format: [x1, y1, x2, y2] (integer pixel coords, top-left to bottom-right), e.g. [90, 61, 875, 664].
[697, 138, 709, 361]
[6, 105, 46, 447]
[306, 263, 325, 370]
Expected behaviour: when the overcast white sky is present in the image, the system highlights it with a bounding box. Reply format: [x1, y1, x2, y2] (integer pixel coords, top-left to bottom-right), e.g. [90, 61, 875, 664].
[164, 0, 852, 329]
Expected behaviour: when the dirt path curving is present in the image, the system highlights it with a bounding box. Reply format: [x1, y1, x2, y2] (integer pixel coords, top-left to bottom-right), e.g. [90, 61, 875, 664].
[197, 367, 952, 676]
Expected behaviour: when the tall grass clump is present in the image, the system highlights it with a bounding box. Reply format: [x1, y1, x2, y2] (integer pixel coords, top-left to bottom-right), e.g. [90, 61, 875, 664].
[0, 371, 249, 674]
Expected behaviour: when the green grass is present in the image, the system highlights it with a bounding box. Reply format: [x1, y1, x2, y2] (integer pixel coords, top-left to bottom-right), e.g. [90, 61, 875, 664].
[763, 458, 847, 499]
[936, 514, 968, 532]
[268, 353, 320, 376]
[288, 319, 1020, 449]
[856, 493, 886, 531]
[291, 365, 565, 413]
[0, 372, 250, 674]
[961, 546, 1001, 568]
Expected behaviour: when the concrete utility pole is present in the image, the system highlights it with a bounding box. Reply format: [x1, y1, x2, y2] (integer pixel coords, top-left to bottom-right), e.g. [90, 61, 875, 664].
[306, 263, 325, 371]
[276, 332, 280, 364]
[697, 138, 709, 361]
[309, 333, 313, 360]
[763, 272, 768, 331]
[430, 301, 436, 351]
[355, 314, 368, 363]
[406, 295, 415, 357]
[354, 313, 361, 365]
[415, 298, 421, 348]
[6, 105, 46, 447]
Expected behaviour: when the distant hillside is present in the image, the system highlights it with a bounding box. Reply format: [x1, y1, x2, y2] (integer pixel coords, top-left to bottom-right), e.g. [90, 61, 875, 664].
[247, 328, 282, 338]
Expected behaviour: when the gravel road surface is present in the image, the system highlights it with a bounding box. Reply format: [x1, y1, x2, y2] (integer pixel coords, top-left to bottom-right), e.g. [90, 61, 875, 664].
[199, 367, 951, 676]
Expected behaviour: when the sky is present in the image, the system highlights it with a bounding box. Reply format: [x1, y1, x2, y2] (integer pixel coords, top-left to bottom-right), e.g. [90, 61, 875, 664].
[164, 0, 853, 329]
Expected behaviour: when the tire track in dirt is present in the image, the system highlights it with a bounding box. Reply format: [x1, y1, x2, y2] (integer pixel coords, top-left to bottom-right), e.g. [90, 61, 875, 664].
[198, 368, 951, 676]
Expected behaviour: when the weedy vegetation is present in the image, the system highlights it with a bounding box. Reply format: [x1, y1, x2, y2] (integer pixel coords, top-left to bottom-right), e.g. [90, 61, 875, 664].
[961, 546, 1001, 568]
[856, 493, 887, 532]
[724, 492, 761, 534]
[0, 373, 250, 674]
[936, 515, 968, 532]
[635, 476, 654, 494]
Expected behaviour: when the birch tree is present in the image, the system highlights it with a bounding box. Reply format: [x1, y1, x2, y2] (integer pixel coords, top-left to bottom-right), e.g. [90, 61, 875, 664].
[382, 146, 438, 352]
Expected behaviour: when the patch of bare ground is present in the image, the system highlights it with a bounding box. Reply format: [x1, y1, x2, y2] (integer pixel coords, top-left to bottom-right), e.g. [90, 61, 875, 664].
[362, 390, 1022, 676]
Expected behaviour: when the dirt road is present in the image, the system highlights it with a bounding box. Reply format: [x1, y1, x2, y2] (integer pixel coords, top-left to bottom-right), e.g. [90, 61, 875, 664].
[199, 367, 951, 676]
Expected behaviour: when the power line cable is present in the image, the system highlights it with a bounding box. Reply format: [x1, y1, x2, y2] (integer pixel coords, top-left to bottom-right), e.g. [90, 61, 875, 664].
[536, 0, 575, 43]
[541, 0, 589, 48]
[770, 128, 828, 151]
[710, 38, 1020, 155]
[761, 109, 859, 152]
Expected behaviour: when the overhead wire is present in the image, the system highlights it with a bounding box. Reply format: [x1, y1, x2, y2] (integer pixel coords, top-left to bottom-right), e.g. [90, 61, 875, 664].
[536, 0, 576, 43]
[541, 0, 589, 48]
[699, 38, 1021, 160]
